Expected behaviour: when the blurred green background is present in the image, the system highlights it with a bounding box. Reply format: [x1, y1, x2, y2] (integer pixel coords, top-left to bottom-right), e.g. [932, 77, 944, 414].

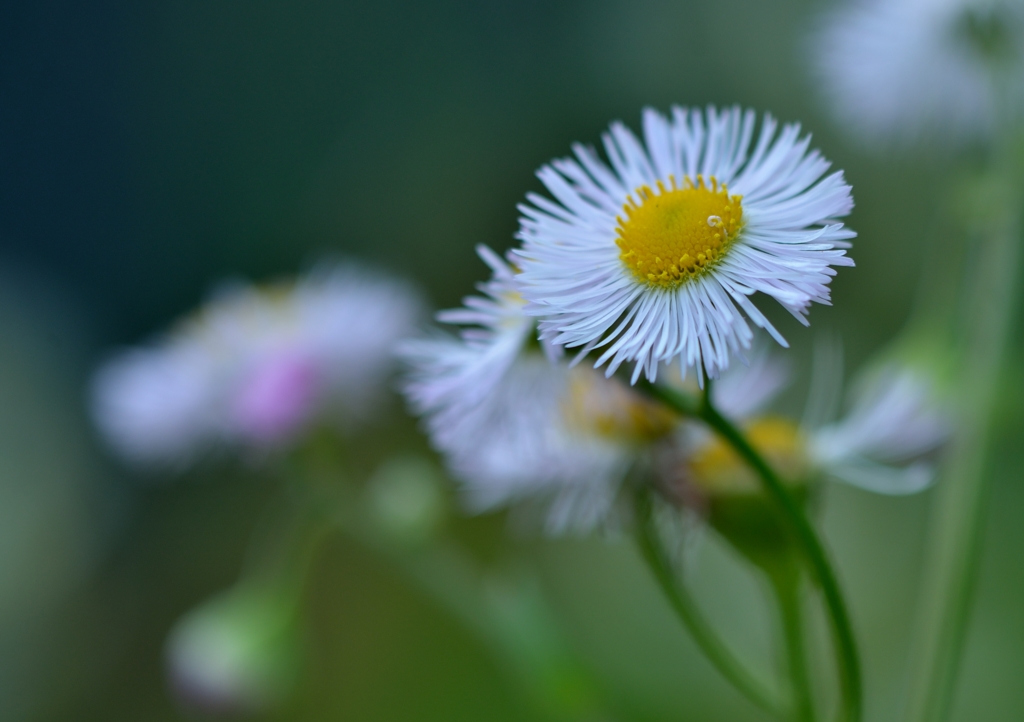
[1, 0, 1022, 720]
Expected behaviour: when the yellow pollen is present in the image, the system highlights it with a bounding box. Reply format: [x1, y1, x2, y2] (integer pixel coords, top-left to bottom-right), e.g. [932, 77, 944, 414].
[615, 175, 744, 288]
[688, 417, 808, 496]
[562, 367, 677, 443]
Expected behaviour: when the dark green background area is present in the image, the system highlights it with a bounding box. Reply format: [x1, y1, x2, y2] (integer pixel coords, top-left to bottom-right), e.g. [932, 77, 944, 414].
[1, 1, 1021, 721]
[0, 0, 940, 345]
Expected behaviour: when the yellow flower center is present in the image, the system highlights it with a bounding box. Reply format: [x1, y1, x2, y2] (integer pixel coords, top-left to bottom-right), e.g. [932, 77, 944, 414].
[616, 175, 744, 288]
[688, 417, 808, 496]
[562, 367, 677, 443]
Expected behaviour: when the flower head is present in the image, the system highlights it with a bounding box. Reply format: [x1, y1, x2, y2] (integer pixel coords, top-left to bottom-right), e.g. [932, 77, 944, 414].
[812, 0, 1024, 146]
[515, 106, 854, 384]
[667, 351, 950, 502]
[401, 246, 673, 533]
[92, 263, 422, 467]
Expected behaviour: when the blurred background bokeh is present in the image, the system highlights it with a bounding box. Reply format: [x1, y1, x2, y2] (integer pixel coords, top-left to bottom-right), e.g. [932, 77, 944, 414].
[1, 0, 1022, 720]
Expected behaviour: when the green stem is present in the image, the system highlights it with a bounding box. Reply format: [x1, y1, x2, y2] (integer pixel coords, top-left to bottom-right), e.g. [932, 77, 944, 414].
[239, 481, 332, 601]
[768, 562, 815, 722]
[633, 486, 786, 718]
[639, 380, 861, 722]
[904, 177, 1022, 722]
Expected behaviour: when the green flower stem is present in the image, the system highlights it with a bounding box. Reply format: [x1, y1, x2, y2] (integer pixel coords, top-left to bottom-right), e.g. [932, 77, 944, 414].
[239, 483, 333, 605]
[633, 486, 786, 718]
[767, 561, 815, 722]
[905, 176, 1022, 722]
[637, 380, 861, 722]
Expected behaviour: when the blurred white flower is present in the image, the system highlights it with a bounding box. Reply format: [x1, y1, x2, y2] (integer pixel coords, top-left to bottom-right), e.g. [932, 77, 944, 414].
[91, 342, 220, 467]
[812, 0, 1024, 146]
[91, 263, 422, 467]
[675, 353, 950, 498]
[401, 246, 674, 533]
[515, 105, 854, 383]
[709, 346, 792, 421]
[810, 366, 952, 494]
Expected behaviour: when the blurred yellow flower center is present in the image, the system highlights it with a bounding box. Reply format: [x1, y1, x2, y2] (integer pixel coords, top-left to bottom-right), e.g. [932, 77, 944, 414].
[616, 175, 744, 288]
[689, 417, 808, 495]
[562, 367, 677, 443]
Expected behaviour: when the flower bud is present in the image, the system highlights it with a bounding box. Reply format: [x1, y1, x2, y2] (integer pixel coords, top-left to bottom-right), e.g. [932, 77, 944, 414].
[365, 456, 446, 547]
[166, 583, 301, 716]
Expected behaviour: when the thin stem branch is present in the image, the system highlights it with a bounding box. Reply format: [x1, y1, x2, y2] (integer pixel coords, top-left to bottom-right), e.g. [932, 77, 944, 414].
[905, 174, 1022, 722]
[633, 486, 786, 718]
[238, 478, 332, 603]
[638, 380, 862, 722]
[289, 460, 615, 722]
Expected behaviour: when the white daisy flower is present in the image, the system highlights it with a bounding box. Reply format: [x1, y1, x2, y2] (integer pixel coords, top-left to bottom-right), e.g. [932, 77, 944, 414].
[810, 366, 952, 494]
[670, 352, 950, 499]
[812, 0, 1024, 146]
[92, 263, 422, 468]
[401, 246, 675, 533]
[514, 106, 855, 384]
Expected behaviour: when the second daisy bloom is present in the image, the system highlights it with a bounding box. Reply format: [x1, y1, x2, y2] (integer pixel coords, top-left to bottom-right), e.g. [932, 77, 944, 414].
[515, 106, 855, 382]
